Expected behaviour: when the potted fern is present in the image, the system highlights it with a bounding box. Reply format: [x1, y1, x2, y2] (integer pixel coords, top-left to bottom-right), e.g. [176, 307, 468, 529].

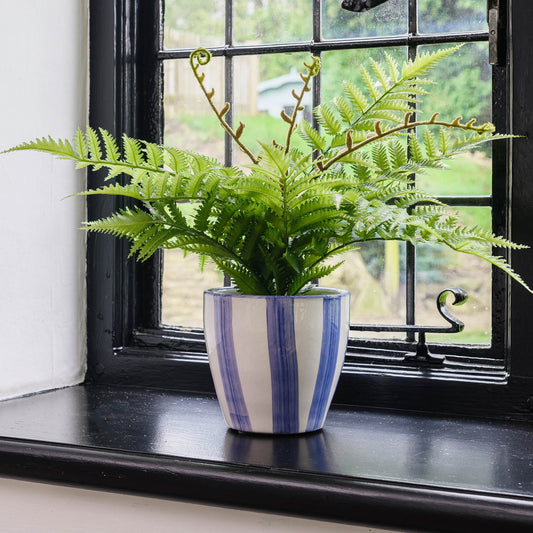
[4, 46, 530, 434]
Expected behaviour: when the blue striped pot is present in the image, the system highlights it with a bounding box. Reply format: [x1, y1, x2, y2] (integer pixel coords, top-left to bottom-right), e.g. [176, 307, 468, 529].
[203, 288, 350, 434]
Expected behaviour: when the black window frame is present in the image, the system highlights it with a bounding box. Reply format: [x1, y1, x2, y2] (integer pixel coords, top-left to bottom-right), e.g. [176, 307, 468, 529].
[88, 0, 533, 420]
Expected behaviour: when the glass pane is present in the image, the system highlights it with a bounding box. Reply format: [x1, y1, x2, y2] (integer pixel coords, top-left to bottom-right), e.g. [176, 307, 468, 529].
[323, 0, 408, 40]
[233, 53, 311, 166]
[322, 243, 407, 333]
[416, 207, 492, 345]
[162, 251, 224, 327]
[164, 57, 226, 161]
[416, 43, 491, 196]
[162, 57, 226, 327]
[418, 0, 487, 34]
[164, 0, 225, 48]
[234, 0, 312, 45]
[321, 46, 406, 104]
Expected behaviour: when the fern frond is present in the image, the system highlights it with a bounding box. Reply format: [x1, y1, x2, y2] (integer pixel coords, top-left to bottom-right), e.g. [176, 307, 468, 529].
[99, 128, 121, 162]
[298, 120, 327, 151]
[342, 80, 369, 113]
[401, 45, 460, 80]
[74, 127, 88, 158]
[86, 127, 103, 161]
[286, 262, 343, 296]
[315, 103, 343, 136]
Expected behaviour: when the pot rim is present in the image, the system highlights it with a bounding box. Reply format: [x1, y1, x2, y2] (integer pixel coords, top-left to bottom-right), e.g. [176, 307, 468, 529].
[204, 287, 350, 299]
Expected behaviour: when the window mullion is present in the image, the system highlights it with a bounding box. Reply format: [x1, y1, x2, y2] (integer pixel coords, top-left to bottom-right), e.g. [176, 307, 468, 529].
[405, 0, 418, 341]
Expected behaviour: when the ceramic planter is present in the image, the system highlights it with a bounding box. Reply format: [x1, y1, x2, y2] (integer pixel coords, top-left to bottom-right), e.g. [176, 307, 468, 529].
[203, 287, 350, 434]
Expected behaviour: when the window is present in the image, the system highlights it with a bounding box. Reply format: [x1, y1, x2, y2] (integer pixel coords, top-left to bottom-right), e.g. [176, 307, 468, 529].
[88, 0, 533, 418]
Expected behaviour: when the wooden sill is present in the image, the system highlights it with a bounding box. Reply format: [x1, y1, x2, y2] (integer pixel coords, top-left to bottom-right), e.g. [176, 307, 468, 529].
[0, 384, 531, 532]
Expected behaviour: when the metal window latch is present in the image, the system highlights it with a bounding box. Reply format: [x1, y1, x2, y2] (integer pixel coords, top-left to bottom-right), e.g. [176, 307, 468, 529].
[350, 287, 468, 367]
[341, 0, 391, 13]
[488, 0, 505, 66]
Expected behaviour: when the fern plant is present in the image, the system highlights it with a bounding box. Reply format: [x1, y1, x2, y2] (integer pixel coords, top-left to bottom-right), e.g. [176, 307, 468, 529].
[3, 46, 530, 295]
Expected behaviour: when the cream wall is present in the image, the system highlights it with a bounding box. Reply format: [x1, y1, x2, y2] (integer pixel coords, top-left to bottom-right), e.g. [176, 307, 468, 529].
[0, 1, 87, 399]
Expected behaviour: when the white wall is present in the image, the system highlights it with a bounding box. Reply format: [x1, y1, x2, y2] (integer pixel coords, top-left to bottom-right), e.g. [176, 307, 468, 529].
[0, 477, 403, 533]
[0, 1, 88, 399]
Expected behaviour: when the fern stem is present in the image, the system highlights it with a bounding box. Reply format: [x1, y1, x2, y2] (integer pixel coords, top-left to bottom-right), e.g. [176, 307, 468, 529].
[283, 57, 320, 155]
[189, 49, 259, 165]
[320, 118, 494, 171]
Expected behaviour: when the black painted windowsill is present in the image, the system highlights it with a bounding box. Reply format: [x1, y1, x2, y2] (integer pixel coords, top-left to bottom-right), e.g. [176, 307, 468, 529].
[0, 385, 532, 532]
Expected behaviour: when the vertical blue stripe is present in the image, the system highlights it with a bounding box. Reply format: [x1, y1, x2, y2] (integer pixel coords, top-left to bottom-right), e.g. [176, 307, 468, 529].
[306, 297, 342, 432]
[266, 298, 299, 433]
[214, 295, 251, 432]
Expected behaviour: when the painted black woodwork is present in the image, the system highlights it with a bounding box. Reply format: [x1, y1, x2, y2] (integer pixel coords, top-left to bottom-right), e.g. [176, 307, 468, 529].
[0, 385, 532, 532]
[86, 0, 533, 418]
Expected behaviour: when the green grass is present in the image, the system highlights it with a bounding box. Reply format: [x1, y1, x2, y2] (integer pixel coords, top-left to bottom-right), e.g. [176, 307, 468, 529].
[417, 152, 491, 196]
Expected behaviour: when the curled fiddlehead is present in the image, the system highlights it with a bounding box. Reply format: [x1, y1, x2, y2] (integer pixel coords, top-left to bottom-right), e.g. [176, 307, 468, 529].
[190, 48, 259, 164]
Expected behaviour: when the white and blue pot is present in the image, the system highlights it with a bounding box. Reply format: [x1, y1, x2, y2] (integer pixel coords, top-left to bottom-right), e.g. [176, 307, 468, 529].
[203, 288, 350, 434]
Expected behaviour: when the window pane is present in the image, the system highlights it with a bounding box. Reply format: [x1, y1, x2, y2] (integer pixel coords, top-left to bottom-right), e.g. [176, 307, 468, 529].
[418, 0, 487, 34]
[162, 56, 226, 327]
[233, 53, 311, 166]
[321, 46, 407, 103]
[162, 251, 224, 327]
[416, 207, 492, 345]
[323, 0, 408, 40]
[234, 0, 312, 45]
[164, 0, 225, 48]
[164, 57, 226, 160]
[416, 43, 491, 196]
[322, 243, 407, 331]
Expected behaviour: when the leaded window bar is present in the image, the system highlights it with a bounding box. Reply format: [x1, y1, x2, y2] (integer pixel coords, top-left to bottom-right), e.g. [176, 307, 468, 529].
[155, 0, 507, 368]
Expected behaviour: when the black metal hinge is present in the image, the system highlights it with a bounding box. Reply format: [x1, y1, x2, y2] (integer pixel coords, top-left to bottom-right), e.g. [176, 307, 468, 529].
[488, 0, 506, 66]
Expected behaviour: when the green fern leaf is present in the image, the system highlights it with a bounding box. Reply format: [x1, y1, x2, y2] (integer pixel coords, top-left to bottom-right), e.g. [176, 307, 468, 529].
[370, 58, 391, 93]
[286, 262, 343, 296]
[86, 127, 103, 161]
[123, 135, 144, 167]
[144, 142, 164, 169]
[384, 52, 400, 84]
[342, 80, 368, 113]
[360, 65, 380, 100]
[401, 45, 460, 80]
[315, 103, 343, 136]
[423, 128, 438, 159]
[99, 128, 121, 162]
[164, 146, 189, 173]
[74, 127, 88, 158]
[332, 96, 356, 125]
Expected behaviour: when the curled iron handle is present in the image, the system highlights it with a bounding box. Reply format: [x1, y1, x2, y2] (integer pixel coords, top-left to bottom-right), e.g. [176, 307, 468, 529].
[349, 287, 469, 366]
[350, 287, 468, 334]
[436, 287, 468, 333]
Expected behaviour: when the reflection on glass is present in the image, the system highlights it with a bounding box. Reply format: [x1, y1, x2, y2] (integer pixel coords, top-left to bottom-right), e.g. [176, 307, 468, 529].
[234, 0, 312, 45]
[162, 250, 224, 327]
[416, 207, 492, 345]
[323, 0, 407, 40]
[418, 0, 487, 34]
[164, 0, 225, 48]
